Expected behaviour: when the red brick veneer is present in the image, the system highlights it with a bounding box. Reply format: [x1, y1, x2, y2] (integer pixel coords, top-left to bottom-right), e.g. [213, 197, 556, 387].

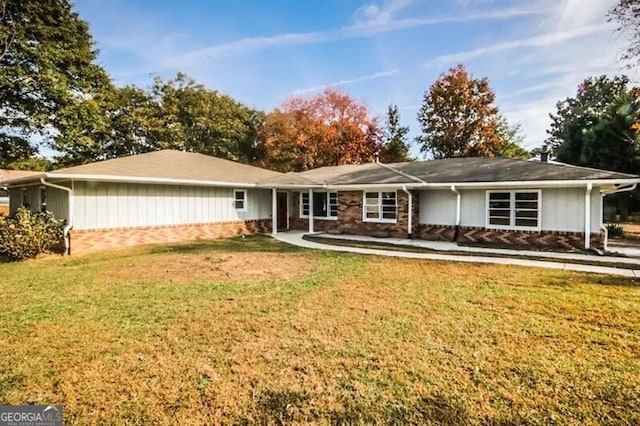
[417, 224, 604, 251]
[290, 190, 419, 238]
[69, 219, 271, 254]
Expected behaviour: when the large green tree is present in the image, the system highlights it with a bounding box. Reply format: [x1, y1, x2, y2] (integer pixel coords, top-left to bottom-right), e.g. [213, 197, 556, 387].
[494, 114, 531, 160]
[546, 75, 639, 171]
[380, 104, 411, 162]
[0, 0, 110, 166]
[148, 73, 263, 163]
[416, 64, 502, 159]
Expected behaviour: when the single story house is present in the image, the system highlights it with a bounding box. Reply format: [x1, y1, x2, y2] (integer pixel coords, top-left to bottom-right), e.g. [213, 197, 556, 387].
[0, 169, 39, 216]
[3, 150, 639, 254]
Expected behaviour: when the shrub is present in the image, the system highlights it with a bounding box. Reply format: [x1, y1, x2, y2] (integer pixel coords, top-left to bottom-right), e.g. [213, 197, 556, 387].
[606, 222, 625, 238]
[0, 207, 65, 260]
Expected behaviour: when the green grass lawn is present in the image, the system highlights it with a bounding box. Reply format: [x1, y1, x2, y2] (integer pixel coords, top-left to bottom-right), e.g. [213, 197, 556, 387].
[1, 236, 639, 425]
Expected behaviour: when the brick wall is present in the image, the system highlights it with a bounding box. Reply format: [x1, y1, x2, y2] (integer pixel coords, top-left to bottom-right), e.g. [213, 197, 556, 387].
[69, 219, 271, 254]
[417, 224, 604, 251]
[290, 190, 419, 238]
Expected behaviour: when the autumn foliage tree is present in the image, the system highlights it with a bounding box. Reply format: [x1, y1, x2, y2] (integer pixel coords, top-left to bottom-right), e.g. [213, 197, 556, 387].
[380, 104, 412, 162]
[258, 88, 381, 172]
[416, 64, 502, 158]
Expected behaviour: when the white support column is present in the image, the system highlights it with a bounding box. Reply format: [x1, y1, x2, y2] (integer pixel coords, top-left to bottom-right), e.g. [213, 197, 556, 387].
[308, 188, 314, 233]
[585, 182, 593, 249]
[272, 188, 277, 235]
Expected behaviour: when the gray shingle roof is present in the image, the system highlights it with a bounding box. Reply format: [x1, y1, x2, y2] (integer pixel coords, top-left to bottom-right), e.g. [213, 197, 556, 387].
[48, 150, 281, 184]
[262, 157, 638, 186]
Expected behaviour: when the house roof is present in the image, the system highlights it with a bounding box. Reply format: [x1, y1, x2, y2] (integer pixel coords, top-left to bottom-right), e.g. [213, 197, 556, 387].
[0, 169, 39, 182]
[4, 150, 281, 186]
[261, 157, 639, 187]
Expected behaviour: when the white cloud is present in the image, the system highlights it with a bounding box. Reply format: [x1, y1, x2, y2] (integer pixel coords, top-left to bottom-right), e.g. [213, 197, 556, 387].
[423, 23, 613, 68]
[168, 6, 548, 68]
[292, 70, 399, 95]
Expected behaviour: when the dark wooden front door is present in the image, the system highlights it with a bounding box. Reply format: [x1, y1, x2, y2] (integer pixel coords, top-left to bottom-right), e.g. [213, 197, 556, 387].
[277, 192, 288, 230]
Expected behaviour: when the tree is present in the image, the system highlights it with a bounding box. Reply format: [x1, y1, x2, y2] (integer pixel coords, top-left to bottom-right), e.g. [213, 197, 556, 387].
[546, 75, 640, 219]
[546, 75, 634, 167]
[380, 104, 411, 162]
[148, 73, 262, 163]
[416, 64, 502, 159]
[609, 0, 640, 67]
[0, 0, 110, 164]
[494, 114, 531, 159]
[258, 88, 382, 172]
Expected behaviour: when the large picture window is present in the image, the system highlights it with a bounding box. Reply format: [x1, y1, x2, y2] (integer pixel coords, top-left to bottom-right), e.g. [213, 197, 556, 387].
[487, 190, 540, 230]
[300, 191, 338, 219]
[363, 191, 397, 222]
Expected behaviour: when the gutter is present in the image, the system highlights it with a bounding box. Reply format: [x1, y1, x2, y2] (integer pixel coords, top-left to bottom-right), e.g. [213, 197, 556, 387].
[40, 176, 73, 255]
[401, 186, 413, 239]
[451, 185, 461, 242]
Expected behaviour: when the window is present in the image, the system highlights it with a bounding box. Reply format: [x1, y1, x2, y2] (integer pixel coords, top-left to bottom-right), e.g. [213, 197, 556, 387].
[300, 191, 338, 219]
[487, 190, 540, 230]
[234, 190, 246, 211]
[363, 191, 397, 222]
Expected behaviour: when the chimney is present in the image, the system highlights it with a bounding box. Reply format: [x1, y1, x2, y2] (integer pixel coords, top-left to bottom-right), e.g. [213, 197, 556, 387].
[540, 145, 549, 163]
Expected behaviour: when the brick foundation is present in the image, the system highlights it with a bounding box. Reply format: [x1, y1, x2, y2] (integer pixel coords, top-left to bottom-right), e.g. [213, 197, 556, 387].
[417, 224, 604, 251]
[290, 190, 419, 238]
[69, 219, 271, 254]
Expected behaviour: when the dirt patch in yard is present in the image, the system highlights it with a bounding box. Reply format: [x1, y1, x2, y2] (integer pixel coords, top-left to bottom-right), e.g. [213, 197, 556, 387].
[102, 252, 316, 284]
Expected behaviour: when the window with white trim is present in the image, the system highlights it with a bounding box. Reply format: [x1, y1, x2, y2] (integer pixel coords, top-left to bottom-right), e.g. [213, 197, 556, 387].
[363, 191, 397, 222]
[300, 191, 338, 219]
[487, 190, 540, 230]
[234, 189, 247, 211]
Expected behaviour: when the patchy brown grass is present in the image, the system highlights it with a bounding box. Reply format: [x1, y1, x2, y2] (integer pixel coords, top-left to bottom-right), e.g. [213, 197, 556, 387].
[0, 236, 639, 424]
[622, 222, 640, 239]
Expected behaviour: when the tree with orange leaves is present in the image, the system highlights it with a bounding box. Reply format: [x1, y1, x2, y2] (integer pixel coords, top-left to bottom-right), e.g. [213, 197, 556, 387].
[417, 64, 502, 159]
[258, 88, 381, 172]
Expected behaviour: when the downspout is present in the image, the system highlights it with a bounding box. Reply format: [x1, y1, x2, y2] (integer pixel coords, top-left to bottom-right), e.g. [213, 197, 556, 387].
[584, 182, 593, 250]
[451, 185, 461, 242]
[40, 176, 73, 255]
[401, 186, 413, 239]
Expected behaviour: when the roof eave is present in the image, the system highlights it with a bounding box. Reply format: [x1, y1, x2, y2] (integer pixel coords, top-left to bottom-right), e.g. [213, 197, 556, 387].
[39, 173, 260, 188]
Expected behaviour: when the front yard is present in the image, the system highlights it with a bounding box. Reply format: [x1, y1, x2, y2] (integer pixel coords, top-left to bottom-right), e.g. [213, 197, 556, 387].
[0, 236, 639, 424]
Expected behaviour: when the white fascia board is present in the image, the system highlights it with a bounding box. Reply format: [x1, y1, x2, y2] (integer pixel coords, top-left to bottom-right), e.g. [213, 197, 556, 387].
[1, 173, 46, 186]
[420, 179, 640, 189]
[324, 183, 423, 190]
[43, 173, 259, 188]
[258, 184, 326, 189]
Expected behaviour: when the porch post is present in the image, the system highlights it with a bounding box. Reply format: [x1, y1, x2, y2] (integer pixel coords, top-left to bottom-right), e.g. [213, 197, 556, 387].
[585, 182, 592, 249]
[308, 188, 314, 233]
[272, 188, 277, 235]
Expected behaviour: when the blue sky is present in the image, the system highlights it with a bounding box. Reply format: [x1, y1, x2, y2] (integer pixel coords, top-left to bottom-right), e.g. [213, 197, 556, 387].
[73, 0, 635, 155]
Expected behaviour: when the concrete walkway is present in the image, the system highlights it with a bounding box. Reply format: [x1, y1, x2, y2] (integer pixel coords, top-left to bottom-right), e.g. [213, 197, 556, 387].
[273, 231, 640, 278]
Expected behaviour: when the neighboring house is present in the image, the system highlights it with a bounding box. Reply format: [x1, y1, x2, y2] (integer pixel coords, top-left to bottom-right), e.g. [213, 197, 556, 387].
[0, 169, 39, 216]
[3, 150, 639, 254]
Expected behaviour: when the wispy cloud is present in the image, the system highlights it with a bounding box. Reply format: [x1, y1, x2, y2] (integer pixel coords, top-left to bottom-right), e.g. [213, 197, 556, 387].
[422, 23, 612, 68]
[169, 6, 549, 68]
[292, 70, 399, 95]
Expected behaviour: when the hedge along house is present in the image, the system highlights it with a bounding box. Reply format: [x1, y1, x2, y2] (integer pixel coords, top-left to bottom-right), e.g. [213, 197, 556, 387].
[263, 157, 640, 252]
[3, 150, 280, 254]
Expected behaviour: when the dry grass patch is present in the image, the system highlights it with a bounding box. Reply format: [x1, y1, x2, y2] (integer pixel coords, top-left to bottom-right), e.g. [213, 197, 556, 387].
[0, 236, 639, 424]
[102, 252, 314, 284]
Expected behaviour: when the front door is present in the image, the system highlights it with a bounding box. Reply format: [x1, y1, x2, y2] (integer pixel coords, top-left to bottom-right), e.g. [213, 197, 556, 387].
[277, 192, 288, 230]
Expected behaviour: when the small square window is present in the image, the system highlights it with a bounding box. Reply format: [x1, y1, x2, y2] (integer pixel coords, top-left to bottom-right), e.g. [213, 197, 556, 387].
[234, 190, 246, 211]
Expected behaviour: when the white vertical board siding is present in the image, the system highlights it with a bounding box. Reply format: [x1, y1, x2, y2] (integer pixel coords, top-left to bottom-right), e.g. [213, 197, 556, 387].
[540, 187, 584, 232]
[459, 190, 485, 227]
[591, 188, 603, 232]
[72, 182, 272, 230]
[8, 187, 22, 214]
[418, 190, 456, 225]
